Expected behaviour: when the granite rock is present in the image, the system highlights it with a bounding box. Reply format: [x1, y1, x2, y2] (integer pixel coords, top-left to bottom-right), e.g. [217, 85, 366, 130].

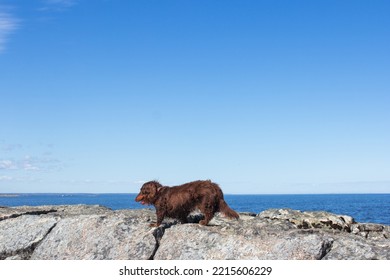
[0, 205, 388, 260]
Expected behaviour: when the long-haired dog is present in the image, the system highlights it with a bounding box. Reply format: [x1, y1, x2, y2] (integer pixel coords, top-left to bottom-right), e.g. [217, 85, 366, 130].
[135, 180, 239, 226]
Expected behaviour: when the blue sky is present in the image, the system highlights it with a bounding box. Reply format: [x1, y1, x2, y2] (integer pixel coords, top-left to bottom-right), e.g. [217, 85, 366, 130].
[1, 0, 389, 194]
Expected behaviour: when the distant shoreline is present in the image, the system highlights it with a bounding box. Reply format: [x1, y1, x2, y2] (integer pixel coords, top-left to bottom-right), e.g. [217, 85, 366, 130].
[1, 193, 389, 225]
[0, 192, 389, 195]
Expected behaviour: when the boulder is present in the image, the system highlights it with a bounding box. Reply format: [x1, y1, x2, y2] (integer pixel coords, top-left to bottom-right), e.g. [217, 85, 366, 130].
[0, 205, 388, 260]
[31, 211, 157, 260]
[258, 208, 354, 231]
[0, 215, 58, 260]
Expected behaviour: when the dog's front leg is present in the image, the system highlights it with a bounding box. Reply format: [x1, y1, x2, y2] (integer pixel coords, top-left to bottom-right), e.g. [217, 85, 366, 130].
[150, 210, 165, 227]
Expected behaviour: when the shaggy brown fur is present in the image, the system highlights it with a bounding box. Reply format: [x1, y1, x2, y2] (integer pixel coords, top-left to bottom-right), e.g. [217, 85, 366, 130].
[135, 180, 239, 227]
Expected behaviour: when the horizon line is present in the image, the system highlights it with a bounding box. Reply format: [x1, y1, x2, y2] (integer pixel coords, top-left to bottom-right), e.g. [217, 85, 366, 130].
[1, 192, 389, 196]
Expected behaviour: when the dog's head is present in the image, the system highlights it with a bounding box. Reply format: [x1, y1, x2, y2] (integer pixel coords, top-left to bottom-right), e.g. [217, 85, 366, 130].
[135, 181, 163, 205]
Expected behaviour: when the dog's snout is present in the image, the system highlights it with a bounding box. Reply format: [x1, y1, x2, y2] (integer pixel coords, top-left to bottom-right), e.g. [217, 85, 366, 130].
[135, 194, 144, 202]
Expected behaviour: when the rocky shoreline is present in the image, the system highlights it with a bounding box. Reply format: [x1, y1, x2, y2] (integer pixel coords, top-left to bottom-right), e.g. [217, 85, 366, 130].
[0, 205, 389, 260]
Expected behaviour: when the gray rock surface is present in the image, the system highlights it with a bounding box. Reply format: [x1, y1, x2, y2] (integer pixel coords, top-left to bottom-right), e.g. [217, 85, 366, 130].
[0, 205, 388, 260]
[0, 215, 58, 260]
[31, 212, 156, 260]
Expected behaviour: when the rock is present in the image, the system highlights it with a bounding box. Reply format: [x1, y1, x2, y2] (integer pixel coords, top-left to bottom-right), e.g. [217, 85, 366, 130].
[322, 235, 390, 260]
[0, 204, 111, 221]
[31, 211, 157, 260]
[0, 205, 389, 260]
[258, 208, 354, 232]
[350, 223, 389, 240]
[0, 205, 58, 221]
[154, 223, 333, 260]
[0, 215, 58, 259]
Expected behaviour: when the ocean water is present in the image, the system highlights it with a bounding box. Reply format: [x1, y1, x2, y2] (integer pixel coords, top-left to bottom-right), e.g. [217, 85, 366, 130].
[0, 193, 389, 225]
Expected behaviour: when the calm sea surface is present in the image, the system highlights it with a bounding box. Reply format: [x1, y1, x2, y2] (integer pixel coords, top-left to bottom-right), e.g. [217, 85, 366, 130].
[0, 193, 389, 225]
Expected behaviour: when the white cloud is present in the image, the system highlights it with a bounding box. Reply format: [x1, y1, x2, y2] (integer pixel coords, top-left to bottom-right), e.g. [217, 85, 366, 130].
[0, 10, 19, 53]
[46, 0, 75, 5]
[23, 162, 40, 171]
[19, 156, 39, 171]
[0, 155, 62, 171]
[1, 1, 78, 52]
[0, 175, 42, 183]
[39, 0, 77, 12]
[0, 175, 13, 181]
[0, 158, 39, 171]
[0, 160, 16, 170]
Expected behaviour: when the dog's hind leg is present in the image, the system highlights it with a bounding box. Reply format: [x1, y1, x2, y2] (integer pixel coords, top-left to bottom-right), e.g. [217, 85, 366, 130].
[199, 211, 214, 226]
[178, 213, 189, 224]
[198, 198, 215, 226]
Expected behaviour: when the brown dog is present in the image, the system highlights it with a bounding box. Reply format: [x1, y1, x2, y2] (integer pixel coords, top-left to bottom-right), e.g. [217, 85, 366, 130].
[135, 180, 239, 226]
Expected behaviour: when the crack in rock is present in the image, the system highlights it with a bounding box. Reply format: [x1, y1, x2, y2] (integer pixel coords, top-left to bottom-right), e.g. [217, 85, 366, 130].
[149, 227, 165, 260]
[0, 218, 59, 260]
[0, 209, 58, 222]
[319, 239, 334, 260]
[2, 222, 58, 260]
[25, 222, 58, 260]
[148, 221, 179, 260]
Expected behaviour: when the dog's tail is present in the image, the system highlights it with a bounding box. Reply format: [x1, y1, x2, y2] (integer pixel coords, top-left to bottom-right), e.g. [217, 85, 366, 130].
[219, 199, 239, 220]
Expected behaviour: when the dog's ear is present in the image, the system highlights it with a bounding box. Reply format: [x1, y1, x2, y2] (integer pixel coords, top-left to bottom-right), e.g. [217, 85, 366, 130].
[147, 181, 161, 197]
[152, 180, 163, 189]
[142, 180, 162, 198]
[148, 183, 157, 197]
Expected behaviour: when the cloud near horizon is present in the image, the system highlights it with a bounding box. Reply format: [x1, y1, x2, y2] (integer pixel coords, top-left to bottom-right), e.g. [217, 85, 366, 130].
[0, 155, 63, 172]
[0, 158, 39, 171]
